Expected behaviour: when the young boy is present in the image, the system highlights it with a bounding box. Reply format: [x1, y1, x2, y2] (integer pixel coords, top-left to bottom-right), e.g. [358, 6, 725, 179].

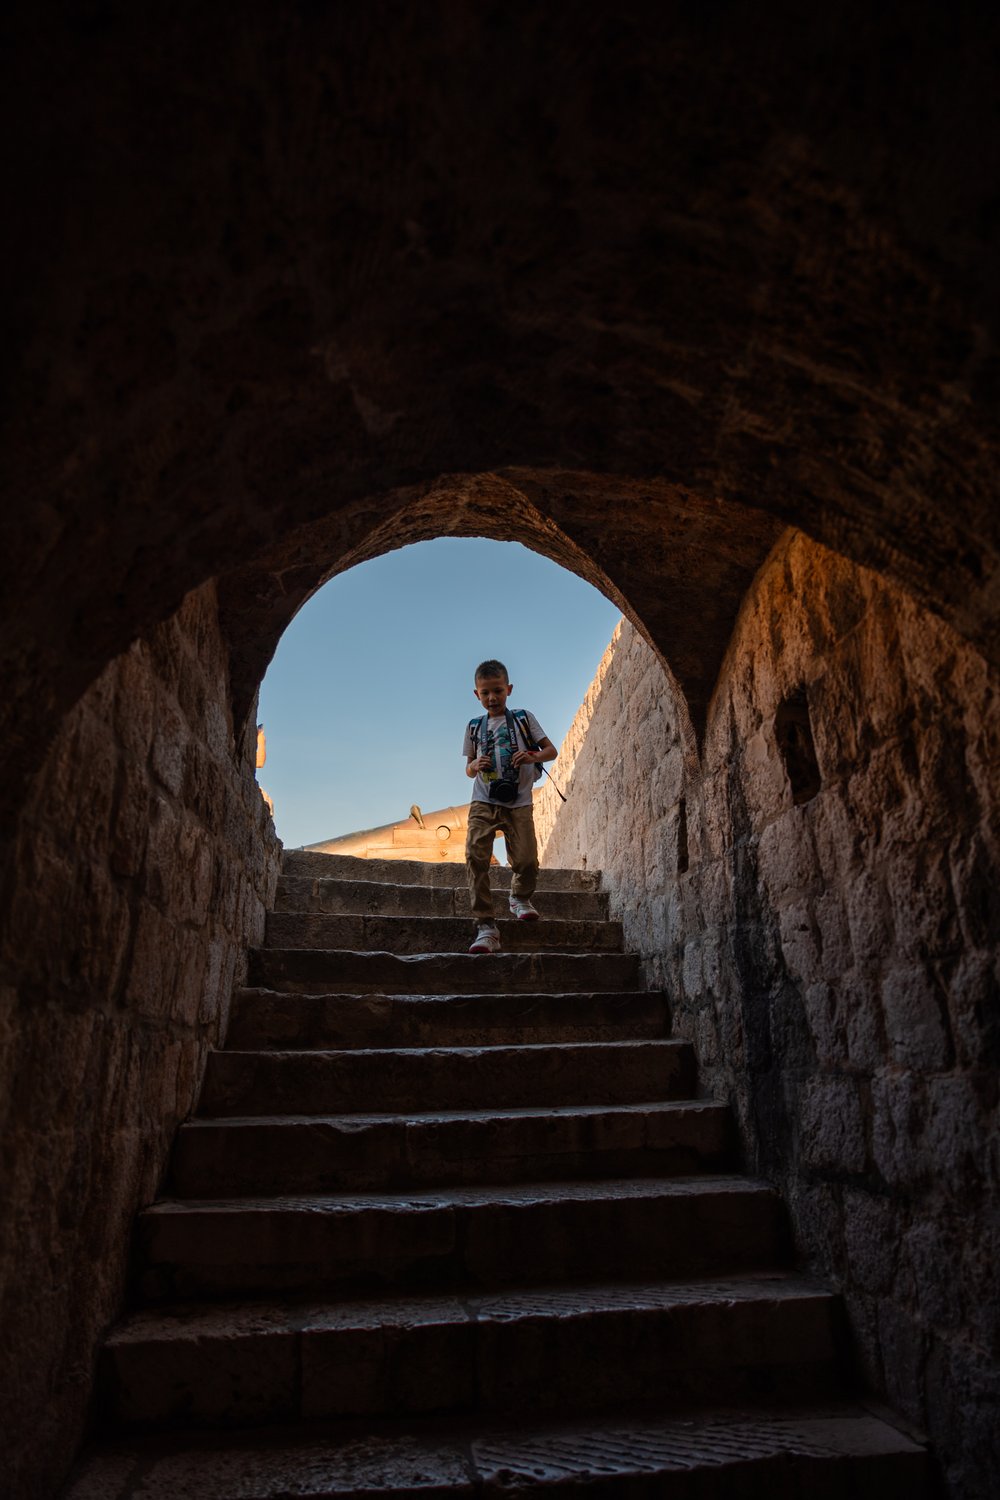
[463, 659, 558, 954]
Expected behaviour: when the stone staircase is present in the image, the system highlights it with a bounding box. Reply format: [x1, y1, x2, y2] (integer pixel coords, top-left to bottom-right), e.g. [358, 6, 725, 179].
[66, 852, 930, 1496]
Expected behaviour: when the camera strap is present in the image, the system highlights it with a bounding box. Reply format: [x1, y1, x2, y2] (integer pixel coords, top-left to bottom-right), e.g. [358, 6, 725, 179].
[476, 708, 522, 778]
[474, 710, 567, 802]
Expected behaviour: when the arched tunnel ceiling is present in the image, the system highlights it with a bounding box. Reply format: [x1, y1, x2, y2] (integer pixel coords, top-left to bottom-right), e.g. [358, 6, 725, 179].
[3, 1, 1000, 817]
[216, 470, 785, 745]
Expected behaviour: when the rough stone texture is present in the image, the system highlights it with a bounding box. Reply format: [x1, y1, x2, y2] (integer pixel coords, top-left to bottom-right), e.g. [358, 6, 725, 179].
[0, 584, 280, 1500]
[5, 3, 1000, 841]
[3, 6, 1000, 1495]
[168, 1100, 732, 1196]
[196, 1038, 694, 1117]
[101, 1276, 838, 1427]
[537, 531, 1000, 1498]
[60, 790, 927, 1495]
[62, 1406, 931, 1500]
[263, 910, 624, 953]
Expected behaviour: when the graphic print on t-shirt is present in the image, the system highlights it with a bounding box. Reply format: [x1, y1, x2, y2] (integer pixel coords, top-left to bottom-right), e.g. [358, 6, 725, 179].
[462, 709, 547, 810]
[479, 717, 514, 783]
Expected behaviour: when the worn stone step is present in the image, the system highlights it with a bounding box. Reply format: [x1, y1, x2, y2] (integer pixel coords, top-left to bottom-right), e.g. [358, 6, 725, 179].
[103, 1273, 840, 1429]
[138, 1176, 788, 1301]
[265, 912, 624, 954]
[67, 1403, 932, 1497]
[283, 850, 601, 891]
[199, 1041, 696, 1118]
[226, 989, 670, 1051]
[171, 1101, 733, 1196]
[249, 948, 640, 994]
[276, 876, 610, 922]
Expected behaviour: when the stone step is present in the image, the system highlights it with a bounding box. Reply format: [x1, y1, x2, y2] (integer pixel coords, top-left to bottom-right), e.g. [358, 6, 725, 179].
[283, 850, 601, 891]
[226, 989, 671, 1050]
[264, 912, 624, 954]
[171, 1101, 733, 1196]
[249, 948, 640, 994]
[103, 1273, 840, 1429]
[138, 1176, 788, 1301]
[198, 1041, 697, 1118]
[276, 875, 610, 922]
[66, 1404, 932, 1497]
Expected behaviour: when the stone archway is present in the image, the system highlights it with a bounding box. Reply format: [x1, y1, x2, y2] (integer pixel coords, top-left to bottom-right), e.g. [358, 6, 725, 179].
[4, 5, 1000, 1495]
[217, 469, 785, 753]
[5, 5, 1000, 842]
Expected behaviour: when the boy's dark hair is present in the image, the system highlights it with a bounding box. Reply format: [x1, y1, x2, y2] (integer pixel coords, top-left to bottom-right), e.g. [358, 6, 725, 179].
[475, 659, 509, 682]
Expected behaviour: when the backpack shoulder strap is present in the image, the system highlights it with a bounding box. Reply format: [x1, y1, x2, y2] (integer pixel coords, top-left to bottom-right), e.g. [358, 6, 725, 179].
[470, 714, 488, 753]
[512, 709, 538, 749]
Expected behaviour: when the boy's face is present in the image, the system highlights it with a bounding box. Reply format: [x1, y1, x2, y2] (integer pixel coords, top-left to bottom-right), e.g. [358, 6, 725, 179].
[474, 673, 513, 715]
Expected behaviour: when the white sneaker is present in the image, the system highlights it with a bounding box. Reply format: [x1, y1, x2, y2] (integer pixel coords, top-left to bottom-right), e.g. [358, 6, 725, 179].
[469, 924, 501, 954]
[508, 896, 539, 921]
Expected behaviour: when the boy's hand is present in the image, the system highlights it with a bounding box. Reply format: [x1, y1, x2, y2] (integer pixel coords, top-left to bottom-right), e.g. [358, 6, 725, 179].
[468, 755, 492, 774]
[511, 749, 537, 767]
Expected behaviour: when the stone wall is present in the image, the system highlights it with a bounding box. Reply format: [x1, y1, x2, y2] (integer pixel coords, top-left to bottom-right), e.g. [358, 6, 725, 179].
[537, 533, 1000, 1499]
[0, 583, 280, 1500]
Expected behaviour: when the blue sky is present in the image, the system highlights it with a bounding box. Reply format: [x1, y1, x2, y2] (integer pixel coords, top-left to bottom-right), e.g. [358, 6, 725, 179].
[257, 538, 621, 850]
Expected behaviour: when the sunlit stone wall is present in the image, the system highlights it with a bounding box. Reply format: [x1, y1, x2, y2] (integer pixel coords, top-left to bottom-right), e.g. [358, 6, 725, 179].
[537, 531, 1000, 1499]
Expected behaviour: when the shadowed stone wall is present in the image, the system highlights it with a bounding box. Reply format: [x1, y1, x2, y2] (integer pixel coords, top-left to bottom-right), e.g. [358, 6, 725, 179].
[537, 531, 1000, 1499]
[0, 583, 280, 1500]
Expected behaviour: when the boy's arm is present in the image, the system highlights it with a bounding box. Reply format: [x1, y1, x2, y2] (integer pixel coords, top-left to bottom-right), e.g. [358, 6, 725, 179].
[464, 723, 491, 777]
[511, 735, 557, 767]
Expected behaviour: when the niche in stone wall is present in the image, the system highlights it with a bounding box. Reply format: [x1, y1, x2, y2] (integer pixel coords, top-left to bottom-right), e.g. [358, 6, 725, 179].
[774, 689, 822, 805]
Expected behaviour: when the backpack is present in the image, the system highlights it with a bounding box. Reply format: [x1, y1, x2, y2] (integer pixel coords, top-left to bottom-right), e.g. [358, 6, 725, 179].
[470, 709, 544, 782]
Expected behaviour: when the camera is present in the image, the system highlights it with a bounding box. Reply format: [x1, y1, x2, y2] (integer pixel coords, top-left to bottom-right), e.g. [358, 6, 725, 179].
[488, 775, 520, 804]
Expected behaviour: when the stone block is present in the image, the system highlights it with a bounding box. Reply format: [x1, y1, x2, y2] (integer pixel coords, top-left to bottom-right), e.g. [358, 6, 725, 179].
[923, 1333, 1000, 1500]
[923, 1075, 990, 1199]
[870, 1070, 923, 1190]
[902, 1217, 963, 1331]
[845, 871, 894, 971]
[842, 1189, 899, 1295]
[147, 617, 187, 695]
[758, 813, 819, 902]
[888, 843, 961, 960]
[113, 645, 157, 761]
[876, 1298, 927, 1424]
[949, 832, 1000, 950]
[778, 901, 821, 984]
[809, 791, 862, 888]
[801, 982, 847, 1067]
[741, 725, 788, 818]
[74, 864, 132, 1000]
[940, 949, 1000, 1069]
[810, 660, 860, 776]
[169, 928, 210, 1028]
[150, 699, 187, 797]
[649, 752, 684, 820]
[799, 1075, 867, 1174]
[880, 965, 952, 1071]
[812, 890, 853, 981]
[916, 717, 979, 830]
[176, 662, 208, 733]
[842, 977, 885, 1073]
[142, 795, 181, 910]
[110, 764, 151, 879]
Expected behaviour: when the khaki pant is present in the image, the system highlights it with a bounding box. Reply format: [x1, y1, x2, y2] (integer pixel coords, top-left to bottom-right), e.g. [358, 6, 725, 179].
[466, 800, 538, 923]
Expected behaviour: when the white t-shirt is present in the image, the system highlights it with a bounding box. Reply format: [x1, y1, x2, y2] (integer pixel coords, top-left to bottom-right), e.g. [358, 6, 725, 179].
[463, 709, 547, 808]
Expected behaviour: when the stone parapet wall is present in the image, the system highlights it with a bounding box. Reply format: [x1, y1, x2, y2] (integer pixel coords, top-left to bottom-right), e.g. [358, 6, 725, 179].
[537, 532, 1000, 1499]
[0, 582, 280, 1500]
[536, 618, 689, 943]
